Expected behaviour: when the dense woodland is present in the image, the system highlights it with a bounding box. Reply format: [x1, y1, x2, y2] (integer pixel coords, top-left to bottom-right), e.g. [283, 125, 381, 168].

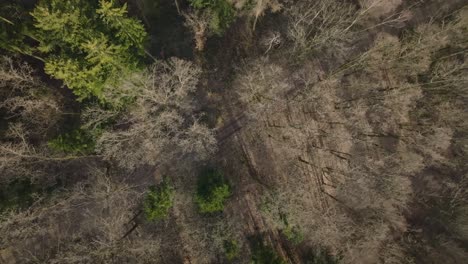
[0, 0, 467, 263]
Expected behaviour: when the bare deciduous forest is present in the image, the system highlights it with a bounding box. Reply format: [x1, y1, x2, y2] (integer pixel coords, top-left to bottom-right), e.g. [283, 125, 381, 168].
[0, 0, 467, 263]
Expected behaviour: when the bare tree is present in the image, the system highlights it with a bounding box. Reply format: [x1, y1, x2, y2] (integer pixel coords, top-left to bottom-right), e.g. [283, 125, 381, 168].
[286, 0, 357, 56]
[0, 56, 61, 137]
[184, 11, 211, 52]
[261, 31, 282, 55]
[235, 57, 291, 120]
[0, 167, 161, 263]
[286, 0, 415, 58]
[0, 57, 80, 183]
[91, 58, 217, 170]
[247, 0, 283, 30]
[235, 6, 468, 264]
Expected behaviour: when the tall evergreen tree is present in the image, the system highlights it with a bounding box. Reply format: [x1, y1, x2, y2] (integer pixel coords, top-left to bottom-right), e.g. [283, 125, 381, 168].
[0, 2, 35, 56]
[31, 0, 147, 102]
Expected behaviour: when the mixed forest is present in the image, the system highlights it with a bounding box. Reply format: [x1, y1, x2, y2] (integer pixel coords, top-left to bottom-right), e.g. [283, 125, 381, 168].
[0, 0, 467, 263]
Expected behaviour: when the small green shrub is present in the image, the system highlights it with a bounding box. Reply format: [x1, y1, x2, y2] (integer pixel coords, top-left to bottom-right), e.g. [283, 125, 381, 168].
[283, 225, 304, 245]
[48, 129, 96, 154]
[224, 239, 240, 261]
[144, 180, 174, 221]
[189, 0, 235, 34]
[195, 168, 231, 213]
[279, 212, 304, 245]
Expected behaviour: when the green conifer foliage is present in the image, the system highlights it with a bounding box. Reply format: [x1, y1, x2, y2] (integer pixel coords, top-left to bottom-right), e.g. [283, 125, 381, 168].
[0, 3, 35, 56]
[31, 0, 147, 102]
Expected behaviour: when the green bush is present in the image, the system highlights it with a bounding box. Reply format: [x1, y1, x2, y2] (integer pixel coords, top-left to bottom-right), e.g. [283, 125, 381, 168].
[224, 239, 240, 261]
[48, 129, 96, 154]
[144, 180, 174, 221]
[195, 168, 231, 213]
[189, 0, 235, 34]
[283, 225, 304, 245]
[279, 212, 304, 245]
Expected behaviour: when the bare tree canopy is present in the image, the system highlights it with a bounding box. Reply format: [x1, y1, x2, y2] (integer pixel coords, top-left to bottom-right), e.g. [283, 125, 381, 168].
[92, 58, 216, 169]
